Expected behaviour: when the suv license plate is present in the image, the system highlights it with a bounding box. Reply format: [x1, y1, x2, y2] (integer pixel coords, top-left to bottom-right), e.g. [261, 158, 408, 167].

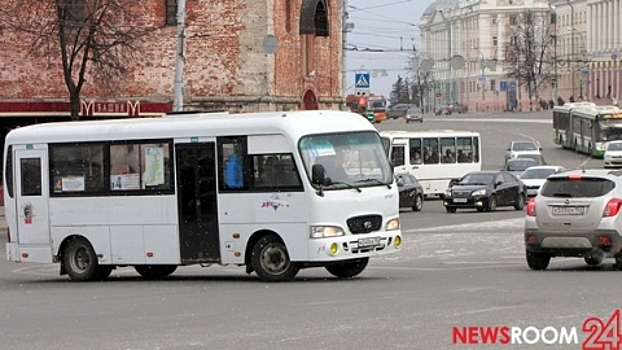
[552, 206, 585, 215]
[358, 237, 381, 249]
[453, 198, 468, 203]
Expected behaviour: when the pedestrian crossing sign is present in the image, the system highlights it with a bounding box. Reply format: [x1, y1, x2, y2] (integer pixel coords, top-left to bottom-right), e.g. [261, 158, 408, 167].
[355, 73, 371, 89]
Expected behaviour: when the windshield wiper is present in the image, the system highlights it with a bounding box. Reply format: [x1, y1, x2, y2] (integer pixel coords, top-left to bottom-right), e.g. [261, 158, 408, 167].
[327, 180, 362, 193]
[355, 178, 392, 189]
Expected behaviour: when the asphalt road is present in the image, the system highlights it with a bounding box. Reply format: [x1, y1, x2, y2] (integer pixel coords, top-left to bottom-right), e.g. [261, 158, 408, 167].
[1, 111, 618, 350]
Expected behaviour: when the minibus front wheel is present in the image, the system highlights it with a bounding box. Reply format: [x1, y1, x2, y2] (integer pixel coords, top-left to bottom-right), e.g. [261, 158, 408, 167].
[251, 234, 300, 282]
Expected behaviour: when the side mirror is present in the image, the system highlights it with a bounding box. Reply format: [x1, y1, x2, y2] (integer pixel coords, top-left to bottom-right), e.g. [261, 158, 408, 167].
[312, 164, 326, 185]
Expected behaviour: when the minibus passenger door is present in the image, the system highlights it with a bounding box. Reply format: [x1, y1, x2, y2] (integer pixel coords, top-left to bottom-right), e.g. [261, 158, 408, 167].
[175, 143, 220, 264]
[15, 149, 50, 245]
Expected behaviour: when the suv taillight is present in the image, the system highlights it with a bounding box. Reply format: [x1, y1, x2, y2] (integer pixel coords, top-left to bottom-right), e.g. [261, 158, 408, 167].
[526, 198, 536, 216]
[603, 198, 622, 217]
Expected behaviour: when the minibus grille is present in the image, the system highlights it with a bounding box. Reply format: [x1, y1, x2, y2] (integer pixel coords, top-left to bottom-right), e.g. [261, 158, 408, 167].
[347, 215, 382, 234]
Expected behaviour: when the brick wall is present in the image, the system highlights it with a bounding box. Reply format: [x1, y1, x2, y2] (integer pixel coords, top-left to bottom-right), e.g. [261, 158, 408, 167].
[0, 0, 342, 112]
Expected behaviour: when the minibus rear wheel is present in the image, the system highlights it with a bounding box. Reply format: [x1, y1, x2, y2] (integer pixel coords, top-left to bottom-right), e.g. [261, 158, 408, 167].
[63, 237, 100, 282]
[251, 234, 299, 282]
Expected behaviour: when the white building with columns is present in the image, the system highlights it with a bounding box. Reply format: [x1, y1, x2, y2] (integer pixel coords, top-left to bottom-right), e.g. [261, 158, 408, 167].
[585, 0, 622, 104]
[420, 0, 555, 112]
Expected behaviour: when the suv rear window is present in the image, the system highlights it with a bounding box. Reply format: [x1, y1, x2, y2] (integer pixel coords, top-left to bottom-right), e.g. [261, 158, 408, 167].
[539, 177, 615, 198]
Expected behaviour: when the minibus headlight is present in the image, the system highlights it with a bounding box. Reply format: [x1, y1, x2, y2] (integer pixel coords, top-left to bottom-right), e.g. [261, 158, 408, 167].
[310, 226, 344, 238]
[385, 218, 400, 231]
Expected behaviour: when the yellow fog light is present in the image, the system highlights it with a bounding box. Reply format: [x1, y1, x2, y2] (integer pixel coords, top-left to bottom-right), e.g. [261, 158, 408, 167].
[394, 235, 402, 248]
[329, 242, 339, 255]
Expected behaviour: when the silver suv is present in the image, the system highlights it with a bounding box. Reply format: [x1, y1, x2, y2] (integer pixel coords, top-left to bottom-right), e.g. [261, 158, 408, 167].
[524, 169, 622, 270]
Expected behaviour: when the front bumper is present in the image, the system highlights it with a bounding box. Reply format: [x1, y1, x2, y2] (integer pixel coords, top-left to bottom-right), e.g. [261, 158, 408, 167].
[443, 195, 489, 209]
[307, 232, 402, 261]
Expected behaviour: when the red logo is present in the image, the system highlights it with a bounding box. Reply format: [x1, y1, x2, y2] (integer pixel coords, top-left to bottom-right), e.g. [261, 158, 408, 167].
[583, 309, 622, 350]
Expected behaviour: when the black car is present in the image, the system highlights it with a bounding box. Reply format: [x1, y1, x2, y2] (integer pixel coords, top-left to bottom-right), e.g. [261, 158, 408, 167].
[443, 170, 527, 213]
[395, 173, 424, 211]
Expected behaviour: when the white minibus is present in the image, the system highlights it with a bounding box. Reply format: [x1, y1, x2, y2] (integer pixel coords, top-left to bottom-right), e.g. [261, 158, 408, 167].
[3, 110, 401, 282]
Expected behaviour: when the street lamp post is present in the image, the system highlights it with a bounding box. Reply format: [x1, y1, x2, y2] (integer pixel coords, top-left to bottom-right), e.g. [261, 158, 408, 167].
[567, 0, 576, 100]
[549, 3, 558, 103]
[474, 48, 487, 110]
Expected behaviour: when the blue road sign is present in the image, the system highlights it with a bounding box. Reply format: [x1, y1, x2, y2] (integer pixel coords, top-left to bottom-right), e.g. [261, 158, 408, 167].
[355, 73, 371, 89]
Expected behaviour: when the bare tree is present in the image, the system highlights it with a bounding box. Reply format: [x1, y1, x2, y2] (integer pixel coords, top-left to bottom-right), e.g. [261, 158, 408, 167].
[409, 55, 433, 111]
[505, 10, 555, 111]
[0, 0, 156, 120]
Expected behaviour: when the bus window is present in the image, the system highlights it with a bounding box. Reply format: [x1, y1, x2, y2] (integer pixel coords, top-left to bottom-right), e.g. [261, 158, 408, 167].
[391, 146, 405, 166]
[50, 143, 105, 194]
[409, 138, 422, 164]
[441, 137, 456, 163]
[5, 145, 13, 198]
[109, 142, 172, 191]
[21, 158, 42, 196]
[422, 138, 439, 164]
[253, 154, 302, 190]
[218, 136, 247, 191]
[457, 137, 473, 163]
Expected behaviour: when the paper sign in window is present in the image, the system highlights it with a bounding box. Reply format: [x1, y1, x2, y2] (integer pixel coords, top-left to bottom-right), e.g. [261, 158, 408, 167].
[144, 147, 164, 186]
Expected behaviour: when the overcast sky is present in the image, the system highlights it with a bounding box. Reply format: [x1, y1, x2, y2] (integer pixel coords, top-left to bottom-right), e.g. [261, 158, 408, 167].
[345, 0, 438, 99]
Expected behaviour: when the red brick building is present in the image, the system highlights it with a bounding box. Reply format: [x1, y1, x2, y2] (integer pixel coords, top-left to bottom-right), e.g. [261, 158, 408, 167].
[0, 0, 342, 127]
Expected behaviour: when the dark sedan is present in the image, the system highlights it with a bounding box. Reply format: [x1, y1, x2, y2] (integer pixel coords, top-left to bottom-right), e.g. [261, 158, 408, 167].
[396, 173, 424, 211]
[443, 170, 527, 213]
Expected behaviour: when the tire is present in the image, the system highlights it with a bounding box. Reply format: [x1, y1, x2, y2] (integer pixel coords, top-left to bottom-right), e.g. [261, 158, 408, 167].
[476, 207, 485, 212]
[412, 194, 423, 212]
[63, 237, 100, 282]
[526, 251, 550, 270]
[514, 193, 526, 210]
[445, 206, 456, 213]
[419, 119, 423, 123]
[325, 258, 369, 278]
[486, 195, 497, 212]
[134, 265, 178, 279]
[584, 255, 604, 266]
[251, 234, 300, 282]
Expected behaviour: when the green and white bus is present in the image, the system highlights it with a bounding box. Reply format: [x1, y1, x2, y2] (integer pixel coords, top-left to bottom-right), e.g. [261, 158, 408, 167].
[553, 103, 622, 157]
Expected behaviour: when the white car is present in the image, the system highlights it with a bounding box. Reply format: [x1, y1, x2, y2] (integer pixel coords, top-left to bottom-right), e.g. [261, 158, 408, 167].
[519, 165, 565, 197]
[505, 140, 542, 162]
[603, 140, 622, 168]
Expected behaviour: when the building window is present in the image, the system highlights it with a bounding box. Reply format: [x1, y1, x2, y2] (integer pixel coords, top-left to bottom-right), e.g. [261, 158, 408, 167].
[166, 0, 177, 26]
[509, 15, 517, 26]
[492, 36, 498, 46]
[490, 79, 496, 93]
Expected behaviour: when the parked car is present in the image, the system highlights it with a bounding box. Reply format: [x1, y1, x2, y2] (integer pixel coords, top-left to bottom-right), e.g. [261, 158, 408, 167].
[404, 107, 423, 123]
[503, 158, 539, 176]
[395, 173, 424, 211]
[505, 140, 542, 162]
[443, 170, 527, 213]
[386, 104, 411, 119]
[603, 140, 622, 168]
[519, 165, 565, 197]
[524, 169, 622, 270]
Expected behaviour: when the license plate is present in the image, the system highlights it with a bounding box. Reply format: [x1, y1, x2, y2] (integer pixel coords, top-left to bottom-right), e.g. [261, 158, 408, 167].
[453, 198, 468, 203]
[552, 206, 585, 215]
[358, 237, 381, 249]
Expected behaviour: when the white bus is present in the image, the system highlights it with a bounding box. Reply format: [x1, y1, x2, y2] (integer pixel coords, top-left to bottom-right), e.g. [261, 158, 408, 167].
[380, 130, 482, 196]
[3, 110, 402, 282]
